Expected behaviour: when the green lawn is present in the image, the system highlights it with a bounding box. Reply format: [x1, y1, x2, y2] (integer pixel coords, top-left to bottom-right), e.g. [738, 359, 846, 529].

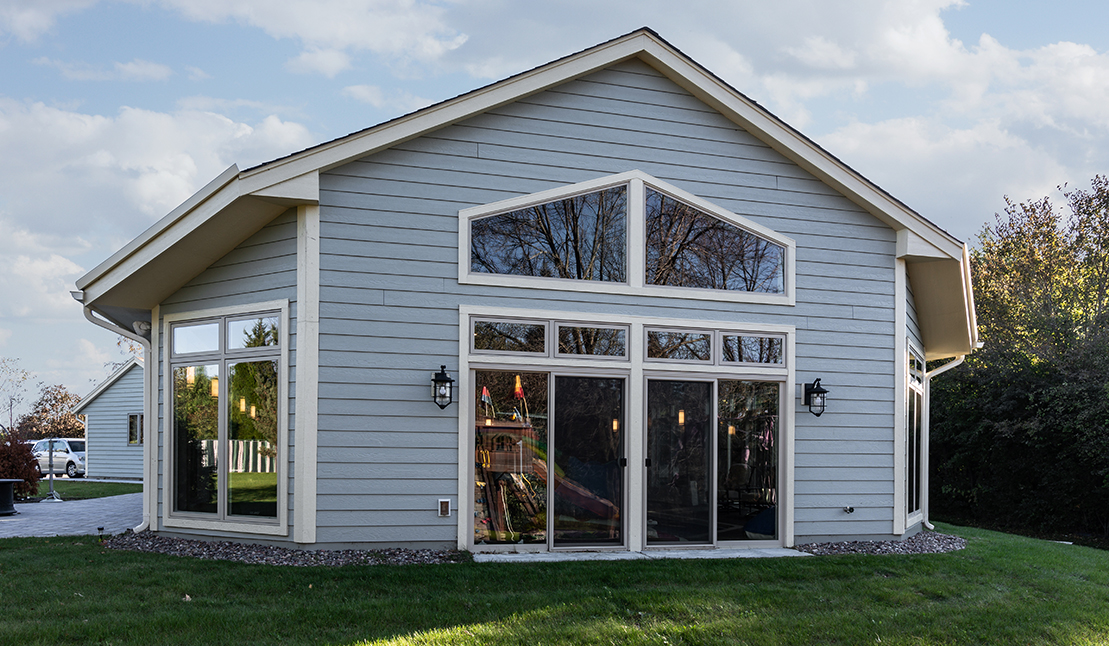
[30, 479, 142, 500]
[1, 523, 1106, 645]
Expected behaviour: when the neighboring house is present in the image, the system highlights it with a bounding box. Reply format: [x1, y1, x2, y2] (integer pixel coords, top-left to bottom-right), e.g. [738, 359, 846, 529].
[73, 29, 977, 552]
[72, 358, 145, 481]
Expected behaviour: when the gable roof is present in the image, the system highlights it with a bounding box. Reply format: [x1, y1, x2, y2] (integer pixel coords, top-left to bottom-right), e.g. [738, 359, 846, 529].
[75, 27, 977, 359]
[72, 357, 143, 415]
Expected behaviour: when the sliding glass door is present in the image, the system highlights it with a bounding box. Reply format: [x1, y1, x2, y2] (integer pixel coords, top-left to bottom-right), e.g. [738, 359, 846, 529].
[717, 381, 779, 542]
[553, 376, 625, 546]
[646, 380, 713, 545]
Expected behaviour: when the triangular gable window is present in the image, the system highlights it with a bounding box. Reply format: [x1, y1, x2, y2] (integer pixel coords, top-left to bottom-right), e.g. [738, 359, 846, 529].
[460, 171, 795, 305]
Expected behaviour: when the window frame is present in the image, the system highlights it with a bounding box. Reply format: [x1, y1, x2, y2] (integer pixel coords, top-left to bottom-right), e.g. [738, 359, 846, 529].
[459, 170, 796, 306]
[906, 342, 925, 522]
[162, 300, 290, 537]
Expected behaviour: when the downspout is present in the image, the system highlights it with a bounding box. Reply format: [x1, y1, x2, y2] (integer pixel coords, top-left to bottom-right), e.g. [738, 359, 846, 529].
[75, 295, 153, 533]
[922, 354, 967, 531]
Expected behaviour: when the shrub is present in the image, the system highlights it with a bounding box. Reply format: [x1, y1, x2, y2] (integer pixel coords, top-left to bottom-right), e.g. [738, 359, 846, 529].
[0, 429, 40, 497]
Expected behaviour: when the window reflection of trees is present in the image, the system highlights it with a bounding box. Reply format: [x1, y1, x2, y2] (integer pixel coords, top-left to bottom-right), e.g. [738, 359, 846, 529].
[473, 321, 546, 353]
[645, 189, 783, 293]
[647, 331, 712, 361]
[471, 187, 627, 282]
[722, 336, 783, 364]
[557, 326, 626, 357]
[173, 365, 218, 514]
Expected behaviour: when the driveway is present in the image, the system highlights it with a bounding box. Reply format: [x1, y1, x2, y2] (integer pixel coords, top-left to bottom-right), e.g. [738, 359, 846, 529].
[0, 493, 142, 539]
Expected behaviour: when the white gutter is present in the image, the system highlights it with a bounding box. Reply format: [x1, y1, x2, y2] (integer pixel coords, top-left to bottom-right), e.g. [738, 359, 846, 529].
[76, 294, 154, 533]
[921, 353, 967, 531]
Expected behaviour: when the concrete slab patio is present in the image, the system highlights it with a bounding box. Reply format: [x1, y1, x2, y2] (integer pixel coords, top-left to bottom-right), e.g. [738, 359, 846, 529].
[0, 493, 142, 539]
[473, 548, 810, 563]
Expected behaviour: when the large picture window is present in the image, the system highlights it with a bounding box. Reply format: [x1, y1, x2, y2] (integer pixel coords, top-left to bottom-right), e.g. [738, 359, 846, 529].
[171, 312, 281, 521]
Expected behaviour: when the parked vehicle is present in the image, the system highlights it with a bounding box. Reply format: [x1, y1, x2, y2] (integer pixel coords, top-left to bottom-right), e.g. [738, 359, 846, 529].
[31, 439, 86, 478]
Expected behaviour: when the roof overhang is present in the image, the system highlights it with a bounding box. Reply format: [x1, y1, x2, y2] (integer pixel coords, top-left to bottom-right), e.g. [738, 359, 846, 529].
[76, 28, 976, 356]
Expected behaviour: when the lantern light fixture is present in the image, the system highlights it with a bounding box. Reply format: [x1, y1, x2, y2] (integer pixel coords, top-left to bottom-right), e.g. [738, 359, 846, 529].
[804, 379, 828, 417]
[432, 365, 455, 409]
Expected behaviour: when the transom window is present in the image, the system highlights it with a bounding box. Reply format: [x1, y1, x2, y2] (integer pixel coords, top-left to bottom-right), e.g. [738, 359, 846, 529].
[461, 171, 794, 304]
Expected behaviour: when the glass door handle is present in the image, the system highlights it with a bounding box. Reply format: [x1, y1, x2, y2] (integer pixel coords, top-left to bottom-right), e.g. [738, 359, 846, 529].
[619, 458, 627, 467]
[644, 458, 652, 467]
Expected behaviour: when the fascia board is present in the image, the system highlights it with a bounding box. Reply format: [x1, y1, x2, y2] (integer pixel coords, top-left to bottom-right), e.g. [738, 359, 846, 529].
[235, 33, 655, 191]
[77, 164, 240, 291]
[72, 358, 142, 414]
[632, 43, 965, 259]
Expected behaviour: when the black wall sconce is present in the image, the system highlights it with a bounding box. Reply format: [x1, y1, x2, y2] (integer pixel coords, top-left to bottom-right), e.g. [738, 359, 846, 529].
[804, 378, 828, 417]
[432, 365, 454, 409]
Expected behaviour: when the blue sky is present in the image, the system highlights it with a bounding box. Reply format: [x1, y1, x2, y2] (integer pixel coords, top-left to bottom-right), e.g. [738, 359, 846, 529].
[1, 0, 1108, 412]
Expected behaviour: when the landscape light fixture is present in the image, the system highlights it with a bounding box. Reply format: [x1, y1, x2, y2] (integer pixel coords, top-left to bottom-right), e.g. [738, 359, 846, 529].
[432, 365, 455, 409]
[804, 379, 828, 417]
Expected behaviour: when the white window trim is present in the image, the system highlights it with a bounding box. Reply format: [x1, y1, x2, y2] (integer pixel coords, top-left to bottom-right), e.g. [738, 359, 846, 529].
[458, 170, 797, 306]
[456, 305, 795, 553]
[161, 299, 290, 537]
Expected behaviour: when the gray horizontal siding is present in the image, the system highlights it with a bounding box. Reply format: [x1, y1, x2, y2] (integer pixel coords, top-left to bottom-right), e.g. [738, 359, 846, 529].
[155, 208, 299, 541]
[82, 364, 144, 479]
[311, 58, 901, 545]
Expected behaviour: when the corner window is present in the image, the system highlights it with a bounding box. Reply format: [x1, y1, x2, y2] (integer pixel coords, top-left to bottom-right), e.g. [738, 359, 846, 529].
[170, 311, 281, 521]
[128, 414, 143, 445]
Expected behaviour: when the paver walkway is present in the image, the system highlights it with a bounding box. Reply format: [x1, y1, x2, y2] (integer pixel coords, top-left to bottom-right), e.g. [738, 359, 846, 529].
[0, 493, 142, 539]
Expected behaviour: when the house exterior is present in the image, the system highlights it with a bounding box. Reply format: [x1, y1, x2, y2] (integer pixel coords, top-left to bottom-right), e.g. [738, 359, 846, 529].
[73, 29, 977, 552]
[72, 358, 145, 481]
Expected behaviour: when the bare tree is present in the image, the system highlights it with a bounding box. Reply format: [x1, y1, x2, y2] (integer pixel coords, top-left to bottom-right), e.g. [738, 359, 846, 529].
[0, 357, 32, 433]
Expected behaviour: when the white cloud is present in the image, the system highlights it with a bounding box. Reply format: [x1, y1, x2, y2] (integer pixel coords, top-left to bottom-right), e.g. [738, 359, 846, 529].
[186, 66, 212, 81]
[115, 59, 174, 81]
[0, 329, 12, 347]
[0, 98, 315, 249]
[0, 0, 96, 42]
[287, 48, 352, 77]
[34, 57, 174, 81]
[0, 220, 86, 319]
[822, 117, 1072, 242]
[342, 84, 431, 113]
[156, 0, 468, 74]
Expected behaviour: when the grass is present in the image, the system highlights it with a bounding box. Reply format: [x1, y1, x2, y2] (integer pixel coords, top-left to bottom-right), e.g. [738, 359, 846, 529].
[1, 523, 1107, 645]
[28, 479, 143, 500]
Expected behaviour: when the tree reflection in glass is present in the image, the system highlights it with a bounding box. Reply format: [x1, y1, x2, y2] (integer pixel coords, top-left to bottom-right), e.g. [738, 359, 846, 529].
[717, 381, 778, 541]
[721, 335, 783, 364]
[645, 188, 783, 293]
[473, 320, 546, 353]
[474, 371, 548, 544]
[471, 186, 627, 282]
[228, 359, 279, 517]
[557, 326, 626, 357]
[647, 330, 711, 361]
[173, 364, 219, 514]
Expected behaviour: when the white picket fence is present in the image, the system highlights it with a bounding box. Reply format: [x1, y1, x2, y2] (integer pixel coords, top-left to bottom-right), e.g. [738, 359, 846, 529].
[197, 440, 275, 473]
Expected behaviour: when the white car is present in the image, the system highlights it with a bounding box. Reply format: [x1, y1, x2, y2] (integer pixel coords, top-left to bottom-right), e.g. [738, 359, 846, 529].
[31, 438, 86, 478]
